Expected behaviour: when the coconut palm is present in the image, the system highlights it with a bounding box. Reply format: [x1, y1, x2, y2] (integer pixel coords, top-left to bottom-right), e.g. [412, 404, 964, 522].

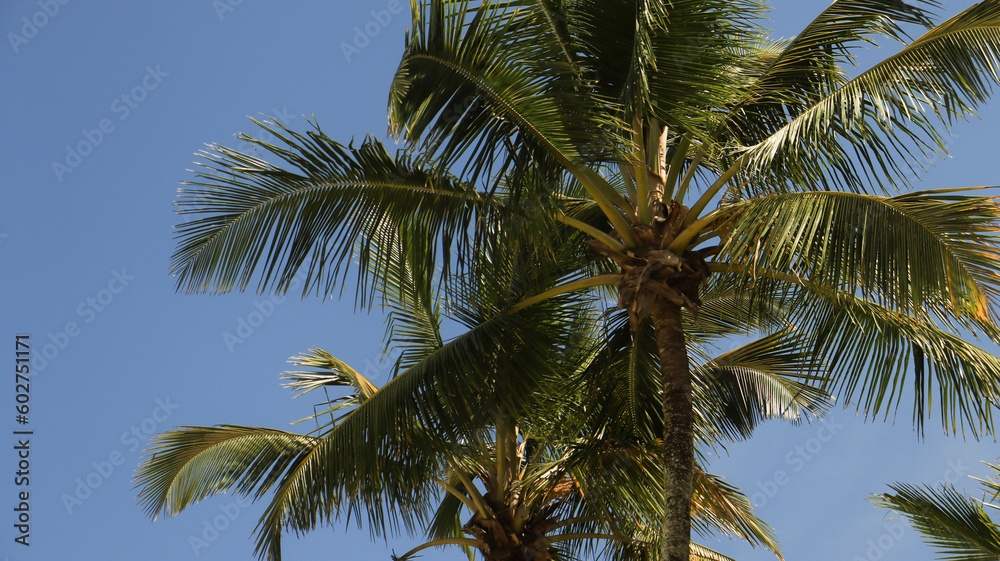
[140, 225, 829, 561]
[873, 459, 1000, 559]
[165, 2, 1000, 560]
[135, 349, 782, 561]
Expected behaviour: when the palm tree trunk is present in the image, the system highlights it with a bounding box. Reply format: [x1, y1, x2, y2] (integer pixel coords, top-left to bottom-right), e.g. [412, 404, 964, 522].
[651, 296, 694, 561]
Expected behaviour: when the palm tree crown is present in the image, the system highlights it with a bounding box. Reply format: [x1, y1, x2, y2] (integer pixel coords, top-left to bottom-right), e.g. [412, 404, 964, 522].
[159, 2, 1000, 560]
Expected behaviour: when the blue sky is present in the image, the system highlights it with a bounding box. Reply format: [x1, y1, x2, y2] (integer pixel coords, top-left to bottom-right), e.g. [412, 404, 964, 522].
[2, 1, 999, 560]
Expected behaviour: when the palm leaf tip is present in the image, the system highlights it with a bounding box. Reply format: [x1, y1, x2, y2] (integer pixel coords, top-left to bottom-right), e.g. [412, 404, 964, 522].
[134, 425, 317, 523]
[281, 347, 378, 402]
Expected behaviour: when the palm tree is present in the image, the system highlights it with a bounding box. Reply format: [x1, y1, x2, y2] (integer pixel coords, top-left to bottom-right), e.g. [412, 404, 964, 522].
[137, 231, 826, 560]
[165, 2, 1000, 560]
[136, 350, 781, 561]
[873, 459, 1000, 559]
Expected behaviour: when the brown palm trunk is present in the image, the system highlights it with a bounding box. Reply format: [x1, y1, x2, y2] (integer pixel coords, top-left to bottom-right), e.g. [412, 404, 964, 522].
[651, 297, 694, 561]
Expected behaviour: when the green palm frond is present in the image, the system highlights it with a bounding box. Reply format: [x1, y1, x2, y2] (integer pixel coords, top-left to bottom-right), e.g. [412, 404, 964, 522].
[570, 0, 761, 131]
[388, 0, 643, 242]
[172, 117, 496, 304]
[874, 482, 1000, 560]
[137, 285, 584, 559]
[725, 0, 936, 147]
[717, 189, 1000, 325]
[579, 307, 831, 447]
[377, 241, 445, 376]
[781, 284, 1000, 437]
[425, 483, 468, 541]
[685, 273, 791, 341]
[389, 0, 623, 177]
[559, 440, 780, 560]
[135, 426, 318, 520]
[246, 306, 593, 558]
[691, 470, 782, 558]
[580, 309, 662, 441]
[746, 1, 1000, 192]
[695, 330, 832, 441]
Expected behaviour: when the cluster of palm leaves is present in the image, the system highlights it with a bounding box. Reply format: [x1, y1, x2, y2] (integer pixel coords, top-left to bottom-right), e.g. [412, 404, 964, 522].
[137, 1, 1000, 560]
[138, 221, 818, 561]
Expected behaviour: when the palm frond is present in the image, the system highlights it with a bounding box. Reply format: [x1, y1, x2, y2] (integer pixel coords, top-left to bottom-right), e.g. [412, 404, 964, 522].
[389, 0, 622, 177]
[874, 482, 1000, 561]
[377, 240, 445, 376]
[172, 117, 496, 304]
[717, 189, 1000, 325]
[685, 273, 791, 341]
[570, 0, 761, 133]
[280, 348, 380, 430]
[282, 348, 378, 401]
[558, 439, 781, 560]
[725, 0, 937, 147]
[135, 426, 318, 520]
[247, 297, 592, 558]
[691, 543, 739, 561]
[745, 2, 1000, 192]
[695, 330, 833, 441]
[691, 470, 782, 559]
[737, 276, 1000, 437]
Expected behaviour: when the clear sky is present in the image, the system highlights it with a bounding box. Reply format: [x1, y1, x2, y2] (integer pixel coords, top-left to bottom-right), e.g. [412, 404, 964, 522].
[2, 2, 999, 560]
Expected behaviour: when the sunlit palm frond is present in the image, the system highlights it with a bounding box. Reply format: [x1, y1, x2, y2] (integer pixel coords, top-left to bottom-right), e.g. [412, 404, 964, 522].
[746, 1, 1000, 192]
[768, 282, 1000, 437]
[172, 117, 495, 304]
[726, 0, 936, 146]
[695, 330, 832, 441]
[389, 0, 622, 178]
[717, 189, 1000, 325]
[279, 348, 380, 430]
[135, 426, 318, 520]
[282, 348, 378, 401]
[874, 482, 1000, 561]
[690, 543, 739, 561]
